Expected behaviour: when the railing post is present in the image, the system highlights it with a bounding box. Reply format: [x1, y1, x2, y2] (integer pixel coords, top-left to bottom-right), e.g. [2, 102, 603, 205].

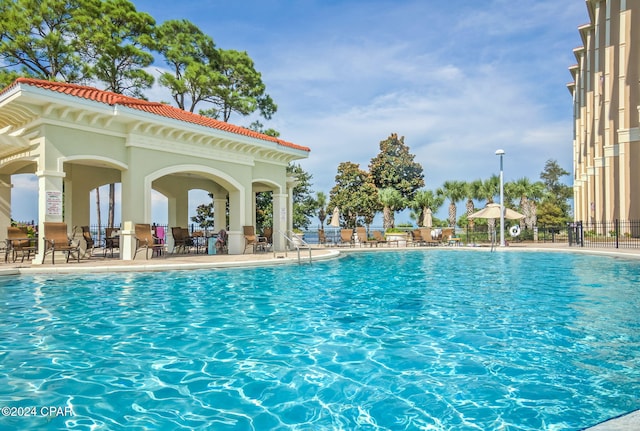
[578, 221, 584, 247]
[615, 219, 619, 249]
[568, 222, 574, 246]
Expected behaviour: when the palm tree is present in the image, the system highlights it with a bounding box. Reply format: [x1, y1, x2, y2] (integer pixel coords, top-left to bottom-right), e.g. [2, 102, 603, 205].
[315, 191, 327, 227]
[378, 187, 405, 229]
[410, 189, 444, 225]
[479, 174, 500, 205]
[440, 180, 466, 228]
[465, 179, 483, 229]
[506, 177, 531, 229]
[526, 181, 545, 230]
[479, 175, 500, 232]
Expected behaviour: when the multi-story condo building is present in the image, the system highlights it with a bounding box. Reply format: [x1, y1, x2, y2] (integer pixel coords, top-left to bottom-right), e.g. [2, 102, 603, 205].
[568, 0, 640, 223]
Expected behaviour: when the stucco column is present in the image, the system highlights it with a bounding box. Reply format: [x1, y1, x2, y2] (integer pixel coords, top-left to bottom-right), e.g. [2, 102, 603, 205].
[213, 197, 227, 232]
[164, 185, 195, 252]
[120, 159, 146, 261]
[286, 183, 295, 235]
[165, 195, 177, 252]
[0, 175, 12, 239]
[226, 188, 246, 254]
[175, 193, 190, 228]
[35, 169, 65, 263]
[272, 193, 287, 251]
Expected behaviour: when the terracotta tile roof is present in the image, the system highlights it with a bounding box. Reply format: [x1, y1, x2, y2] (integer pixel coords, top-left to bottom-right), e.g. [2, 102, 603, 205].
[9, 78, 310, 153]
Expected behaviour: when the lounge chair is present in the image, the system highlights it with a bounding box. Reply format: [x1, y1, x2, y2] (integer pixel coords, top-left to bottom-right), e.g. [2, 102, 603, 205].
[6, 226, 37, 263]
[318, 229, 332, 246]
[243, 226, 259, 254]
[411, 229, 425, 246]
[78, 226, 97, 257]
[339, 229, 354, 247]
[372, 230, 388, 247]
[104, 227, 120, 257]
[134, 223, 165, 259]
[171, 227, 193, 253]
[262, 227, 273, 246]
[441, 228, 454, 245]
[356, 226, 376, 247]
[420, 228, 440, 246]
[41, 222, 80, 264]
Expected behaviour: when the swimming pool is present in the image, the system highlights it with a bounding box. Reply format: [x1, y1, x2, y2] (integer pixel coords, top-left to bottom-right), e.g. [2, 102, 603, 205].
[1, 250, 639, 430]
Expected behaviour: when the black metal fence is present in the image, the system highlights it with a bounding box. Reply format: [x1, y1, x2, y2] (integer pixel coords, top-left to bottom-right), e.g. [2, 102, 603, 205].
[461, 224, 569, 245]
[568, 220, 640, 249]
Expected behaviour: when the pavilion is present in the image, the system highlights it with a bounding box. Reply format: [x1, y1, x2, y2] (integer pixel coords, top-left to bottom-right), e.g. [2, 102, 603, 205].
[0, 78, 310, 262]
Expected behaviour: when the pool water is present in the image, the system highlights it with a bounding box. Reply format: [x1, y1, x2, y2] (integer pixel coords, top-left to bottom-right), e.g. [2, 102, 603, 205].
[1, 250, 639, 430]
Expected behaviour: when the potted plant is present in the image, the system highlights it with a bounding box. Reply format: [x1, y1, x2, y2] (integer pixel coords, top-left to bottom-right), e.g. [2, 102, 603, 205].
[385, 227, 409, 247]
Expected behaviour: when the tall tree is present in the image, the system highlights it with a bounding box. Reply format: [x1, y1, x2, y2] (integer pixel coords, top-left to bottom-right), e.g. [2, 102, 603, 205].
[378, 187, 405, 229]
[75, 0, 155, 97]
[191, 193, 215, 230]
[410, 189, 444, 227]
[288, 164, 316, 230]
[440, 180, 466, 228]
[328, 162, 379, 229]
[465, 179, 484, 229]
[154, 19, 219, 112]
[506, 177, 544, 229]
[75, 0, 155, 223]
[0, 0, 85, 86]
[248, 120, 280, 138]
[478, 175, 500, 232]
[198, 49, 277, 122]
[315, 191, 327, 228]
[539, 159, 572, 218]
[369, 133, 424, 220]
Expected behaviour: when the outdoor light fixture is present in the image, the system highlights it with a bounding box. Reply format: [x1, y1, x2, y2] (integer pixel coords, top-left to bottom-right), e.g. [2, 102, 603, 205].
[495, 149, 505, 247]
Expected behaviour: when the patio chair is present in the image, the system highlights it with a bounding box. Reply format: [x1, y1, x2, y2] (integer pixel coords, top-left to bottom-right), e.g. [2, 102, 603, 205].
[6, 226, 37, 263]
[134, 223, 165, 260]
[243, 226, 259, 254]
[441, 228, 454, 244]
[79, 226, 97, 257]
[372, 230, 388, 247]
[104, 227, 120, 257]
[420, 228, 440, 246]
[411, 229, 425, 246]
[339, 229, 354, 247]
[318, 229, 332, 246]
[171, 227, 192, 254]
[262, 227, 273, 248]
[41, 222, 80, 264]
[356, 226, 376, 247]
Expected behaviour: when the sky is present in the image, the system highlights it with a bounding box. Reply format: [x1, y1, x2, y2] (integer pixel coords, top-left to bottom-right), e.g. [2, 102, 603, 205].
[11, 0, 589, 224]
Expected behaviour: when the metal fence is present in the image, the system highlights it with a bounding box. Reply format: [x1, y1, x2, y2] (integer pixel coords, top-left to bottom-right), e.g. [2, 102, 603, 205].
[461, 224, 569, 245]
[568, 220, 640, 249]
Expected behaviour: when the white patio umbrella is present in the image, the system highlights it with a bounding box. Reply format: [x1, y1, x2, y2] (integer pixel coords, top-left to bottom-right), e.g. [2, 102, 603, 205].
[468, 203, 524, 220]
[329, 206, 340, 227]
[329, 206, 340, 243]
[422, 208, 433, 228]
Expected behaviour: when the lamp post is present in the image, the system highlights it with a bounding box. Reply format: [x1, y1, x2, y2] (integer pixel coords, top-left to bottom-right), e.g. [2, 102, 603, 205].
[495, 149, 505, 247]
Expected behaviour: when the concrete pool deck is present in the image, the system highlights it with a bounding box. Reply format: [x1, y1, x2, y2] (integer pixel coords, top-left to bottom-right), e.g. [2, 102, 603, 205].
[1, 241, 639, 430]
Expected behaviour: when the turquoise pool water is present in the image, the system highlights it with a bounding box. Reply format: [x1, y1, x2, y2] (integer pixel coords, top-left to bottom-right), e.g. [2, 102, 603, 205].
[1, 250, 639, 430]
